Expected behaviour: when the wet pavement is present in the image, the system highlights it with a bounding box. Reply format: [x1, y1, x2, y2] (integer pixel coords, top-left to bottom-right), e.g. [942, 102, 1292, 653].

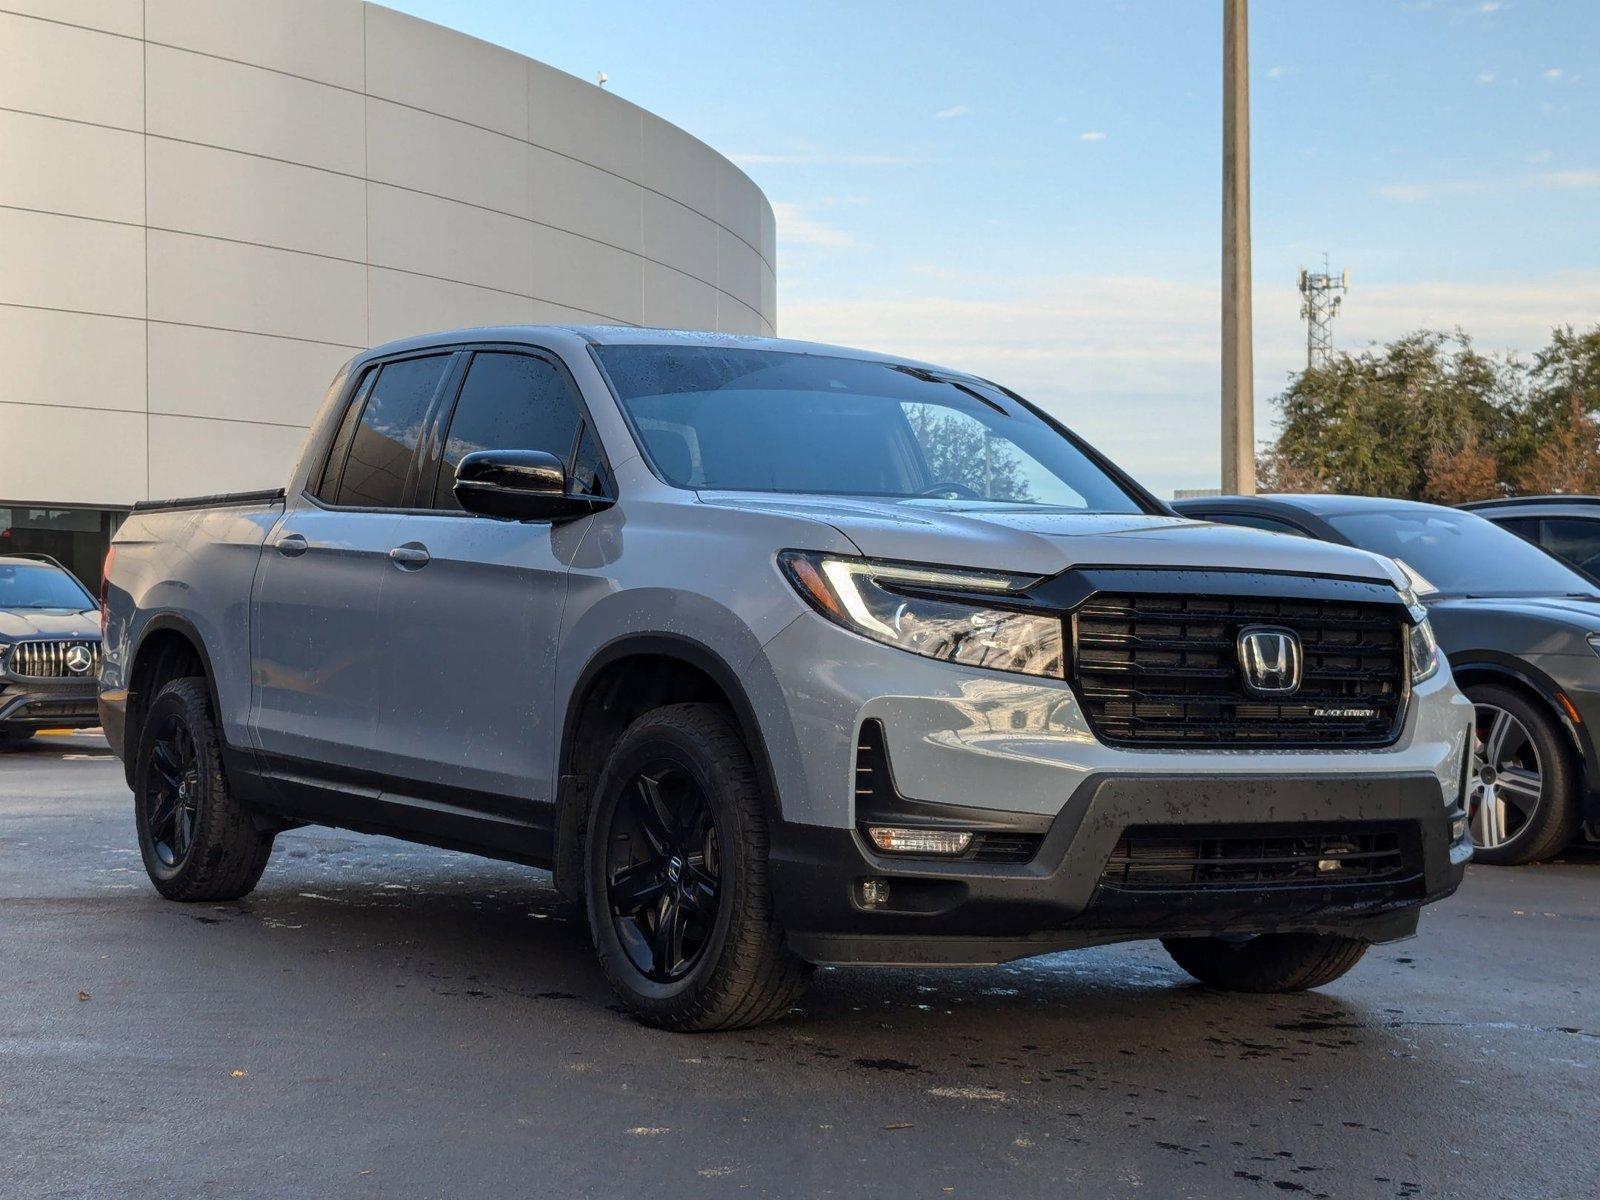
[3, 738, 1597, 1199]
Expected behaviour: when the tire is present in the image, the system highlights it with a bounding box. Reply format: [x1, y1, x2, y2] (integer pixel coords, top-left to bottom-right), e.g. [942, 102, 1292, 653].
[133, 677, 274, 901]
[0, 730, 35, 749]
[1465, 683, 1581, 866]
[584, 703, 811, 1031]
[1163, 932, 1369, 992]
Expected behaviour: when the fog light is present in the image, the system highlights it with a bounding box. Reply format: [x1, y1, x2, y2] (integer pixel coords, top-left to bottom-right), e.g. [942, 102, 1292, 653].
[866, 827, 973, 856]
[859, 878, 891, 908]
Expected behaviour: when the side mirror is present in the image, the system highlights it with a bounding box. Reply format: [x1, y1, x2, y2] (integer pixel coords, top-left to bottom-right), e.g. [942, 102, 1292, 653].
[453, 449, 613, 522]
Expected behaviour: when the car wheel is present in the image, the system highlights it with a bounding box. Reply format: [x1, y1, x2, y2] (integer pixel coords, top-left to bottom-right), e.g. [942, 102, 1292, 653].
[584, 703, 812, 1031]
[1466, 683, 1581, 865]
[1162, 932, 1368, 992]
[0, 730, 35, 750]
[133, 678, 275, 901]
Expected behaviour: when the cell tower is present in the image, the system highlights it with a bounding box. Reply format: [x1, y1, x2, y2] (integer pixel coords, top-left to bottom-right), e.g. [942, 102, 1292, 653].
[1297, 256, 1349, 370]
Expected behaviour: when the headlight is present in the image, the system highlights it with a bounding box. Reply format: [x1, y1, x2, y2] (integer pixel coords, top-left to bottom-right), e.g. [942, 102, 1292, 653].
[1407, 605, 1440, 685]
[778, 551, 1064, 679]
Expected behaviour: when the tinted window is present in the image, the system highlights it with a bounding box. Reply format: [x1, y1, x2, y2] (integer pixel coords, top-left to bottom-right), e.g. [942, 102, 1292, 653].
[593, 345, 1142, 512]
[570, 425, 610, 498]
[315, 369, 376, 501]
[0, 562, 95, 610]
[1538, 517, 1600, 578]
[432, 352, 582, 509]
[334, 355, 451, 508]
[1200, 511, 1312, 537]
[1492, 516, 1540, 542]
[1324, 508, 1598, 598]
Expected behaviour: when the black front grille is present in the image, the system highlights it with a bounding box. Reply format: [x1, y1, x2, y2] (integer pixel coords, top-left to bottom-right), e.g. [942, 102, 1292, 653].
[1101, 824, 1413, 889]
[1072, 592, 1405, 747]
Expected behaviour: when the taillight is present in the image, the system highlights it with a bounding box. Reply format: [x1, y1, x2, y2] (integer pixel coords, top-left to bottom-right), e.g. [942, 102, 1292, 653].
[100, 545, 115, 639]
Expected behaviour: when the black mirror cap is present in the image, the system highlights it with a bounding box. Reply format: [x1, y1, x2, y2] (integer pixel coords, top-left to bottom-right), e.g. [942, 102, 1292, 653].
[454, 449, 613, 522]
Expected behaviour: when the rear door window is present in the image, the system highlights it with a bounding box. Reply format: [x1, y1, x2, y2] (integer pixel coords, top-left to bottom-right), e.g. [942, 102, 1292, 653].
[332, 355, 452, 509]
[1538, 517, 1600, 578]
[430, 352, 585, 509]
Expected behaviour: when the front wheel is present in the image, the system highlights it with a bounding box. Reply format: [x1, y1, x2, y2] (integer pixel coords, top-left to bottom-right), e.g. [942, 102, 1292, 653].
[1162, 932, 1369, 992]
[1465, 684, 1581, 865]
[584, 703, 811, 1031]
[133, 678, 275, 901]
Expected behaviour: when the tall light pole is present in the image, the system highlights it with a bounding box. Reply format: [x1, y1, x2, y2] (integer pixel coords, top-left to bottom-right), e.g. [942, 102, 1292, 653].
[1221, 0, 1255, 494]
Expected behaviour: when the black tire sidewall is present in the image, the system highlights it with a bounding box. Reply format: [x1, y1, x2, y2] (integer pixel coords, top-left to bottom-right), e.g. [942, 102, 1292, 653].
[585, 716, 745, 1010]
[132, 680, 215, 890]
[1465, 683, 1577, 864]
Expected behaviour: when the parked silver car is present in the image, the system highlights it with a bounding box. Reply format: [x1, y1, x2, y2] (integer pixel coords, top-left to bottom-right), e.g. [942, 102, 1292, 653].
[101, 327, 1472, 1029]
[0, 553, 102, 747]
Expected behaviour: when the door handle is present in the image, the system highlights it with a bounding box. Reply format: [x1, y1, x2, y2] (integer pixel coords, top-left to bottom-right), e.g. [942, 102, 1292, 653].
[387, 543, 431, 569]
[274, 533, 308, 557]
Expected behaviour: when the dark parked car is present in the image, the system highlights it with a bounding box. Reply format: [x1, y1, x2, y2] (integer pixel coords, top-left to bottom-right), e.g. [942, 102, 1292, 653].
[1172, 494, 1600, 864]
[0, 553, 103, 748]
[1459, 495, 1600, 580]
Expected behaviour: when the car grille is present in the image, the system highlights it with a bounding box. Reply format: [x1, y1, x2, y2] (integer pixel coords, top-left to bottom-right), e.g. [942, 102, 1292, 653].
[5, 639, 101, 679]
[1100, 824, 1413, 889]
[1071, 592, 1405, 747]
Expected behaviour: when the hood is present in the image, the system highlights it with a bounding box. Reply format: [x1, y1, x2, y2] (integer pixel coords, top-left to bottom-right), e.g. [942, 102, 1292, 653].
[0, 608, 100, 641]
[695, 493, 1405, 586]
[1430, 593, 1600, 632]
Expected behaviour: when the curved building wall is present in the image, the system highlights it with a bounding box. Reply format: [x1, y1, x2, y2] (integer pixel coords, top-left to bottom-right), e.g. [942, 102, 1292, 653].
[0, 1, 777, 508]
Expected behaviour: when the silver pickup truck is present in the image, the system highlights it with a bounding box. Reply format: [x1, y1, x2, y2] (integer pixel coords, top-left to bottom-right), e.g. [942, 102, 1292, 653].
[101, 326, 1474, 1030]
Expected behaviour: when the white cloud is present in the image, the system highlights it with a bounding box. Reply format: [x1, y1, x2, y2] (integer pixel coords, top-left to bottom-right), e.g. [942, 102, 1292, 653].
[935, 104, 971, 120]
[1477, 1, 1501, 12]
[1475, 70, 1497, 85]
[770, 202, 856, 248]
[778, 272, 1600, 495]
[1375, 170, 1600, 201]
[1266, 65, 1288, 79]
[1078, 130, 1107, 142]
[1543, 67, 1565, 81]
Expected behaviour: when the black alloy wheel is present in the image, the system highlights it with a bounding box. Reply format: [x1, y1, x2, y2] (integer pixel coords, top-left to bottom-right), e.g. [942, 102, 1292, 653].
[144, 712, 200, 869]
[605, 760, 723, 982]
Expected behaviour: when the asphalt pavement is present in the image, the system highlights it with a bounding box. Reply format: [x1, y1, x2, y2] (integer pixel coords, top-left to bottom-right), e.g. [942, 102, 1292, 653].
[2, 735, 1596, 1200]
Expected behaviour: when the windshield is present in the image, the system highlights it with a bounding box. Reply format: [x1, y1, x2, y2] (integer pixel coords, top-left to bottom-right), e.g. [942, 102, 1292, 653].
[592, 345, 1145, 512]
[1324, 508, 1599, 598]
[0, 562, 95, 610]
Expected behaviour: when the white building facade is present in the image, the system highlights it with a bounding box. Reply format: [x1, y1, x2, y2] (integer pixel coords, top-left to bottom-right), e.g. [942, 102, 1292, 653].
[0, 0, 776, 584]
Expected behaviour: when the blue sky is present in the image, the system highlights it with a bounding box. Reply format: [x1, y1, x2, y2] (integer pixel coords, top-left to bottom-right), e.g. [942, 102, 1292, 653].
[387, 0, 1598, 496]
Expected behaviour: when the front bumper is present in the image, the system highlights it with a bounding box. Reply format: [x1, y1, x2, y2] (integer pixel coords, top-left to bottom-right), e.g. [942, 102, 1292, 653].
[0, 677, 100, 731]
[771, 772, 1471, 966]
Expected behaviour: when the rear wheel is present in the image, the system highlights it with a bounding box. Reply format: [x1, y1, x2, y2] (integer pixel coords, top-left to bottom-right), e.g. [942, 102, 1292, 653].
[1465, 683, 1580, 865]
[584, 703, 811, 1031]
[133, 678, 274, 901]
[1163, 932, 1369, 992]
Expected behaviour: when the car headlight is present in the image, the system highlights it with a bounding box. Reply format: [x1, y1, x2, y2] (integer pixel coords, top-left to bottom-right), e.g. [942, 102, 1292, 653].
[778, 551, 1064, 679]
[1407, 605, 1440, 685]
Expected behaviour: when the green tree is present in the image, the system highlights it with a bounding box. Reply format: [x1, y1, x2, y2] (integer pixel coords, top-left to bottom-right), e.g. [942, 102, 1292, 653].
[1502, 325, 1600, 488]
[1259, 329, 1518, 501]
[905, 404, 1034, 501]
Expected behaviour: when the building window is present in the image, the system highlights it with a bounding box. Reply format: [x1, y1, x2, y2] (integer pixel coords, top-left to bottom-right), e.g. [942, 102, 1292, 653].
[0, 506, 126, 591]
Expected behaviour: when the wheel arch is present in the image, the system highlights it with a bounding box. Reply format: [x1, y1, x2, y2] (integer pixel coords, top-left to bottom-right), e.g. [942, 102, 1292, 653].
[1450, 656, 1597, 809]
[123, 615, 221, 788]
[552, 633, 785, 901]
